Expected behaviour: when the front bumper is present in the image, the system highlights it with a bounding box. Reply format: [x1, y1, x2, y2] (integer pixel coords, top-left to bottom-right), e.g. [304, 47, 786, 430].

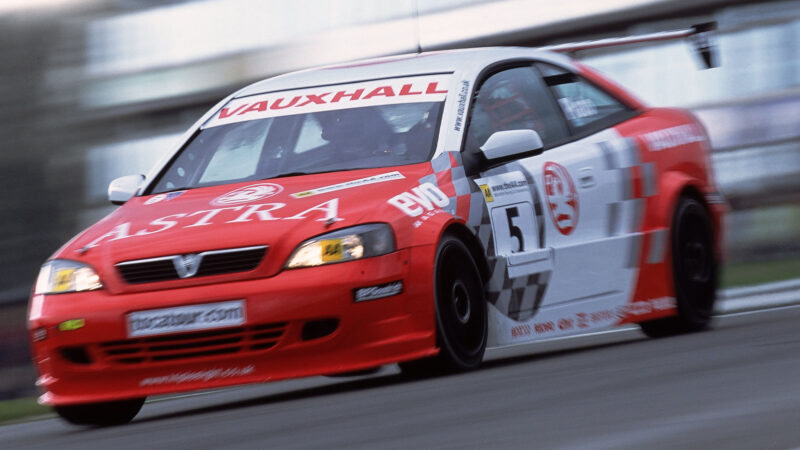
[28, 247, 437, 406]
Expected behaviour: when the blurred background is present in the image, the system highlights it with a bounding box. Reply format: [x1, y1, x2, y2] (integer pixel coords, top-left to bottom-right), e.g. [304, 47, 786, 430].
[2, 0, 799, 400]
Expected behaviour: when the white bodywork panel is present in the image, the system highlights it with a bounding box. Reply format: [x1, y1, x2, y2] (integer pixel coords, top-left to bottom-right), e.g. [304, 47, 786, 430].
[479, 129, 652, 346]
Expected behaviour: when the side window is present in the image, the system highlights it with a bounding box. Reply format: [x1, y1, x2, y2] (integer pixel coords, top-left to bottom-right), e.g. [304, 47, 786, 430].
[537, 63, 631, 132]
[465, 66, 568, 154]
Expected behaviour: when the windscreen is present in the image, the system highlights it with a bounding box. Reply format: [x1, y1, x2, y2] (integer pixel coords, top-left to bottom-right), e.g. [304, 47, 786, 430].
[149, 74, 449, 194]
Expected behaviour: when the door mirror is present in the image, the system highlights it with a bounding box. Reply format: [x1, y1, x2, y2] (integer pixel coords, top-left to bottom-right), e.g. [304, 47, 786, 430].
[479, 129, 544, 161]
[108, 174, 145, 205]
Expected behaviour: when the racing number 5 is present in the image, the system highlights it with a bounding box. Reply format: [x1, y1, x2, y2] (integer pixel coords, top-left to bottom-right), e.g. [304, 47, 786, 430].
[505, 207, 524, 252]
[490, 202, 537, 256]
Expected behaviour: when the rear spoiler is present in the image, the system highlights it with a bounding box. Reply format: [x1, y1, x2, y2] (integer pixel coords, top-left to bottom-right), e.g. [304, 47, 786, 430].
[542, 22, 719, 69]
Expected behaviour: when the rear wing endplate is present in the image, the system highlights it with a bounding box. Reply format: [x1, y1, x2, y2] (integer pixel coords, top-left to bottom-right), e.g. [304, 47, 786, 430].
[542, 22, 719, 69]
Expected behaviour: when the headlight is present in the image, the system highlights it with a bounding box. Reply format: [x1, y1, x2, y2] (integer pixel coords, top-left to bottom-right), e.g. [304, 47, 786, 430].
[286, 223, 395, 268]
[34, 260, 103, 295]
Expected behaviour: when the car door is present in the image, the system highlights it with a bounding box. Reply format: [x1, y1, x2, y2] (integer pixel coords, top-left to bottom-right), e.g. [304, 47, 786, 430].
[464, 62, 641, 344]
[533, 62, 644, 315]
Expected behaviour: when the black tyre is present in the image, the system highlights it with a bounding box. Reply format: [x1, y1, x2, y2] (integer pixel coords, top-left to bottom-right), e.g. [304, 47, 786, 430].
[400, 235, 487, 376]
[54, 397, 145, 426]
[640, 197, 717, 338]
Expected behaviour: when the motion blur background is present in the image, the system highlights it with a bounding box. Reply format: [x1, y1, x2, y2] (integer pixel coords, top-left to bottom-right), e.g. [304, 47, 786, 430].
[2, 0, 799, 399]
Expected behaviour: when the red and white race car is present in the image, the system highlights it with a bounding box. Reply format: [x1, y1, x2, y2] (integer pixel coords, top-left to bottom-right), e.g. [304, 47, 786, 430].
[29, 27, 724, 426]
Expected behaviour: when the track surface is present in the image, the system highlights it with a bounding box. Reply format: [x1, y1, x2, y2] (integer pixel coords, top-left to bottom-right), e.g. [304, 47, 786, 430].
[4, 305, 800, 449]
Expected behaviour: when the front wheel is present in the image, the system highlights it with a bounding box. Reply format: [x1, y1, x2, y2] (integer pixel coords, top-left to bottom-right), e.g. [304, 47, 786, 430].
[54, 397, 145, 426]
[400, 235, 487, 376]
[640, 196, 717, 337]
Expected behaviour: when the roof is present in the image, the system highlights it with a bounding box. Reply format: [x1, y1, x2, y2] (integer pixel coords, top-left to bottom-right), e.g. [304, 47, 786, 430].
[234, 47, 576, 98]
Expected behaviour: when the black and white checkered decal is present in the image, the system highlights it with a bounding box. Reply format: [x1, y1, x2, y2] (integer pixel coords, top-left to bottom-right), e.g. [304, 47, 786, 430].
[425, 132, 670, 346]
[472, 166, 551, 322]
[424, 151, 553, 323]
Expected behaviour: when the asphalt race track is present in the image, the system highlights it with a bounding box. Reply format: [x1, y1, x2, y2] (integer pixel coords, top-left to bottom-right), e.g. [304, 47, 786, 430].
[4, 304, 800, 449]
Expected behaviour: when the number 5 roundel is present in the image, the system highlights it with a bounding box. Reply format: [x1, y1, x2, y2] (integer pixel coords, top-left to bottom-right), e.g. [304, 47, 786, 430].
[543, 162, 579, 235]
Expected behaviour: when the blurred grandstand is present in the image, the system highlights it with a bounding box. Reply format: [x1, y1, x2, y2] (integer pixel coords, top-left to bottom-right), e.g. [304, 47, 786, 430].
[2, 0, 799, 399]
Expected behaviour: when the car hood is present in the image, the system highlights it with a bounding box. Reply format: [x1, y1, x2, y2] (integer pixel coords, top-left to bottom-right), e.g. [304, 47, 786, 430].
[56, 165, 437, 293]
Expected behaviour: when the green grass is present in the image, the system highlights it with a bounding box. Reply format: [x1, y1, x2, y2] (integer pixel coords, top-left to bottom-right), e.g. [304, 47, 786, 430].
[0, 397, 52, 425]
[721, 257, 800, 289]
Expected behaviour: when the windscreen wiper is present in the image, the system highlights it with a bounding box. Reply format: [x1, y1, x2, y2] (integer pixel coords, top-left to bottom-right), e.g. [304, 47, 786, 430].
[269, 171, 313, 179]
[159, 186, 195, 194]
[268, 168, 359, 179]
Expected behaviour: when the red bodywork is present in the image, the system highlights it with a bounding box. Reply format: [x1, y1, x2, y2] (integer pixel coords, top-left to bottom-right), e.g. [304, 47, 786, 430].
[30, 165, 451, 405]
[28, 54, 725, 407]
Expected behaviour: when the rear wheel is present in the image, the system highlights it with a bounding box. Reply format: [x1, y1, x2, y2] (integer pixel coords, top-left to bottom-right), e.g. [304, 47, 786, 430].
[400, 235, 487, 376]
[54, 397, 145, 426]
[640, 197, 717, 337]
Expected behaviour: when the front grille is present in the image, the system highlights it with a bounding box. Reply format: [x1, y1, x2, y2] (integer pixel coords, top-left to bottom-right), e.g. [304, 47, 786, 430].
[96, 322, 287, 365]
[116, 246, 267, 284]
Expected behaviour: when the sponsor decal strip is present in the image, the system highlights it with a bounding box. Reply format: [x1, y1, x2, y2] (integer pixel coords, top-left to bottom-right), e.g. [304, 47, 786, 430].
[291, 171, 405, 198]
[499, 297, 675, 342]
[140, 365, 255, 386]
[354, 281, 404, 302]
[453, 80, 470, 131]
[642, 124, 705, 151]
[526, 308, 618, 337]
[204, 74, 450, 128]
[621, 297, 676, 316]
[127, 300, 246, 338]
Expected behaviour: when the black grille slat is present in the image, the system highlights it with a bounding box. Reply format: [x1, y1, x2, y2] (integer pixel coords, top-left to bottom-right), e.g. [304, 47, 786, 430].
[198, 259, 262, 267]
[147, 336, 242, 352]
[97, 322, 287, 365]
[119, 357, 145, 364]
[142, 327, 242, 343]
[106, 348, 141, 355]
[118, 259, 179, 284]
[253, 323, 287, 331]
[151, 347, 239, 361]
[116, 247, 266, 284]
[252, 331, 282, 340]
[194, 250, 264, 277]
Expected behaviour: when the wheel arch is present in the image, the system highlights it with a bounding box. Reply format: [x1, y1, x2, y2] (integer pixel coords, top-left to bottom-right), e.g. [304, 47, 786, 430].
[440, 222, 492, 285]
[656, 171, 711, 228]
[399, 220, 488, 374]
[638, 176, 718, 337]
[655, 170, 723, 260]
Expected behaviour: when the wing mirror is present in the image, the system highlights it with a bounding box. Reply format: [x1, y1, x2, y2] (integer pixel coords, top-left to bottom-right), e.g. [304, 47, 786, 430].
[108, 174, 145, 205]
[480, 129, 544, 161]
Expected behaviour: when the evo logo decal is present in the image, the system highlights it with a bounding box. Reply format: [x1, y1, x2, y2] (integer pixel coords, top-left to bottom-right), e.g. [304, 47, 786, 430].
[387, 183, 449, 217]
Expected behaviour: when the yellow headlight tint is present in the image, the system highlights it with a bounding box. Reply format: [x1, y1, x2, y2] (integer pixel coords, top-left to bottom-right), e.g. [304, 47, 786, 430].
[321, 239, 344, 262]
[53, 269, 76, 293]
